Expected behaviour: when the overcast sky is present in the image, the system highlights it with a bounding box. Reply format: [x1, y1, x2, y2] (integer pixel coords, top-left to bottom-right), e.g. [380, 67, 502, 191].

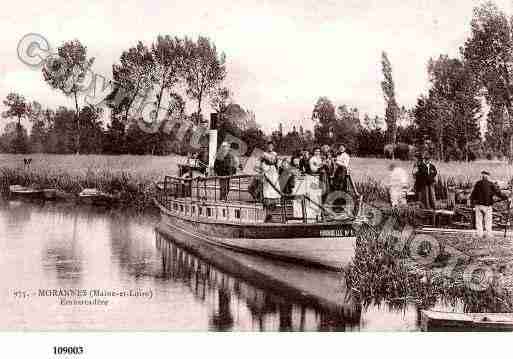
[1, 0, 513, 133]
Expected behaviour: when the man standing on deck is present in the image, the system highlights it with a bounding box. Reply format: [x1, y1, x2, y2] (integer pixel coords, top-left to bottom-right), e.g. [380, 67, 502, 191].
[214, 141, 236, 200]
[332, 144, 350, 192]
[471, 170, 511, 238]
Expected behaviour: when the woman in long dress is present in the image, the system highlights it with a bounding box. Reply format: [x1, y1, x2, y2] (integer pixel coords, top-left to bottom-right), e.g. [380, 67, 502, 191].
[304, 147, 324, 220]
[259, 142, 281, 219]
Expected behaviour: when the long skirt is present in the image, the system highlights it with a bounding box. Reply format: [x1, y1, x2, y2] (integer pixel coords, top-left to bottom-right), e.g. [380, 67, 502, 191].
[292, 176, 306, 219]
[262, 165, 281, 200]
[419, 185, 436, 209]
[304, 175, 323, 221]
[332, 166, 347, 192]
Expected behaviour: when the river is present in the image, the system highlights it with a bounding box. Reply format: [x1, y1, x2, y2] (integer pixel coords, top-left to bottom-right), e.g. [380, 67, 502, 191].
[0, 199, 422, 331]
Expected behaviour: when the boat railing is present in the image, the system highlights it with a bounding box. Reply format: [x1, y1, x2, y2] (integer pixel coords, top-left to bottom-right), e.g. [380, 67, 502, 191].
[156, 173, 362, 224]
[160, 174, 260, 204]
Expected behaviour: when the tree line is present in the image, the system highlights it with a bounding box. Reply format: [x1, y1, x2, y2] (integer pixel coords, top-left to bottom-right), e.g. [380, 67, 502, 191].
[2, 1, 513, 161]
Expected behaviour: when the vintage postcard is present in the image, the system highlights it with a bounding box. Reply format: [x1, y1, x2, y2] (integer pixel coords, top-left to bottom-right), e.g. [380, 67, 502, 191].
[1, 0, 513, 340]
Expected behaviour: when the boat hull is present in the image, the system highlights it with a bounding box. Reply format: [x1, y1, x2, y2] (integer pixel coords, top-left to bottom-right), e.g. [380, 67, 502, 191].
[421, 310, 513, 331]
[155, 225, 360, 320]
[156, 202, 357, 270]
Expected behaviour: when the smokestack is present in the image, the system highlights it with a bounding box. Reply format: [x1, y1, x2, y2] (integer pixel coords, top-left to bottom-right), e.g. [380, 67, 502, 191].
[208, 113, 218, 172]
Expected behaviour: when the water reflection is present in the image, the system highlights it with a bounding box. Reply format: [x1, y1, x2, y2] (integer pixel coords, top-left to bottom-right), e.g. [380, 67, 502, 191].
[156, 229, 361, 331]
[0, 199, 421, 331]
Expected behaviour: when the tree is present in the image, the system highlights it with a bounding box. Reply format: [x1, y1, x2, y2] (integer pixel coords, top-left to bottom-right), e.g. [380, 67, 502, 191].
[46, 107, 77, 153]
[103, 117, 126, 154]
[2, 93, 28, 126]
[151, 35, 184, 121]
[485, 101, 509, 155]
[462, 1, 513, 159]
[312, 97, 337, 145]
[381, 51, 399, 156]
[78, 105, 104, 154]
[182, 36, 226, 124]
[0, 121, 29, 153]
[109, 41, 155, 125]
[2, 93, 32, 153]
[210, 86, 231, 116]
[334, 105, 361, 153]
[29, 106, 53, 153]
[42, 40, 95, 154]
[414, 55, 482, 161]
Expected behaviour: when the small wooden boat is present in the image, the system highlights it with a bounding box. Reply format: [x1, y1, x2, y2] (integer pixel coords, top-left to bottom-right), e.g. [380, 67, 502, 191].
[421, 310, 513, 331]
[78, 188, 119, 206]
[9, 185, 44, 198]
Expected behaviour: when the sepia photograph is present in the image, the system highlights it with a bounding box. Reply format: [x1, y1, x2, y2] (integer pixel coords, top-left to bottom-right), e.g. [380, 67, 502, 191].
[1, 0, 513, 340]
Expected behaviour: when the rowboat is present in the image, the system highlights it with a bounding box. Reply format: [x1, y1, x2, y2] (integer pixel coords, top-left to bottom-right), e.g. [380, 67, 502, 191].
[421, 310, 513, 331]
[78, 188, 119, 206]
[154, 117, 364, 270]
[9, 185, 44, 198]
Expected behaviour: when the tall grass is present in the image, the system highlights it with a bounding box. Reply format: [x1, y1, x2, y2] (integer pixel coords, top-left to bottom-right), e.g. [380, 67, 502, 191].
[1, 154, 511, 209]
[344, 219, 513, 313]
[0, 154, 182, 210]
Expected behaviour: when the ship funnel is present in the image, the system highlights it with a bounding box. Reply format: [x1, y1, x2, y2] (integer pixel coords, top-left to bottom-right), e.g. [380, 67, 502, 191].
[208, 113, 218, 173]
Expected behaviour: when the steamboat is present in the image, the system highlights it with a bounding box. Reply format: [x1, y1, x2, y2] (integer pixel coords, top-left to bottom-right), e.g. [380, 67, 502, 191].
[154, 116, 364, 270]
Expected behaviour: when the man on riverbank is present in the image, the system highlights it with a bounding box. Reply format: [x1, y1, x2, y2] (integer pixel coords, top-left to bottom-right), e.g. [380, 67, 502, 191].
[414, 152, 437, 209]
[471, 170, 511, 238]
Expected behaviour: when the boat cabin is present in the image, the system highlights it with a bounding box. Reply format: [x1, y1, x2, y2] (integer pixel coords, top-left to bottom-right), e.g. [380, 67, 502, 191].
[155, 174, 361, 225]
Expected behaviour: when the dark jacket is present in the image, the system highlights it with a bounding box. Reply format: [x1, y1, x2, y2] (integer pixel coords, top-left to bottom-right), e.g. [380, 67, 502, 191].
[214, 152, 236, 176]
[299, 157, 311, 174]
[279, 167, 297, 195]
[415, 161, 437, 187]
[471, 179, 508, 206]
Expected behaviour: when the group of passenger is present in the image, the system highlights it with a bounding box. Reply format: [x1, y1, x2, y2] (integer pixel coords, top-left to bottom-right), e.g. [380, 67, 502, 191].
[258, 142, 351, 200]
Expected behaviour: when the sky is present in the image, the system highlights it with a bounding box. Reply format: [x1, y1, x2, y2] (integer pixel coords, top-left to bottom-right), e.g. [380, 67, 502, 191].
[2, 0, 513, 133]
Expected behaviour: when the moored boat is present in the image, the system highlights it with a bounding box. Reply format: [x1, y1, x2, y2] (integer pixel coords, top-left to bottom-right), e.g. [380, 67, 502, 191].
[9, 185, 45, 199]
[421, 310, 513, 331]
[78, 188, 119, 206]
[154, 118, 365, 270]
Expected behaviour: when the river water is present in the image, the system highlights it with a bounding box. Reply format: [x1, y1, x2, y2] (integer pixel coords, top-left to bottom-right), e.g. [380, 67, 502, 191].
[0, 199, 422, 331]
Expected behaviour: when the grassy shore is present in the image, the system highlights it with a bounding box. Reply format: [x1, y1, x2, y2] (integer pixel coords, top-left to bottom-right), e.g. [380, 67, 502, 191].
[345, 219, 513, 313]
[1, 154, 512, 210]
[0, 154, 182, 210]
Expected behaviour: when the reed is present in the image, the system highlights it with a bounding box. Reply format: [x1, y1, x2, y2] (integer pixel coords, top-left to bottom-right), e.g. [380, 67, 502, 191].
[1, 154, 511, 209]
[0, 154, 182, 210]
[344, 219, 513, 313]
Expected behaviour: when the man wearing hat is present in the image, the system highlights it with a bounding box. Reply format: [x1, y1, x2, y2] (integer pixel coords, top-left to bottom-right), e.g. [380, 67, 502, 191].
[415, 152, 437, 209]
[214, 141, 237, 200]
[470, 170, 511, 237]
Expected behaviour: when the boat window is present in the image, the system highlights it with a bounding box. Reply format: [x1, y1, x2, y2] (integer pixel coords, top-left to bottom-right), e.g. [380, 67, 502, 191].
[192, 206, 196, 214]
[199, 207, 203, 215]
[222, 209, 227, 217]
[235, 209, 241, 219]
[185, 205, 189, 214]
[207, 207, 212, 217]
[173, 203, 178, 210]
[180, 205, 184, 212]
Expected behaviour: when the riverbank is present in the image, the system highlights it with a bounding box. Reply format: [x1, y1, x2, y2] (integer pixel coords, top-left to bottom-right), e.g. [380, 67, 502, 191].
[0, 154, 182, 210]
[1, 154, 512, 210]
[344, 214, 513, 314]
